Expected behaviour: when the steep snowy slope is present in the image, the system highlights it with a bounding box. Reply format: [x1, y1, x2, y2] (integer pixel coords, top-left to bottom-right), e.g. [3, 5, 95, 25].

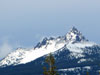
[0, 27, 97, 67]
[0, 39, 66, 67]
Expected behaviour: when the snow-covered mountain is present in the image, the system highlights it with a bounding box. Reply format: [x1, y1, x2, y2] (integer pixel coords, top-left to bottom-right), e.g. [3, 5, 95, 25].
[0, 27, 100, 75]
[0, 27, 98, 67]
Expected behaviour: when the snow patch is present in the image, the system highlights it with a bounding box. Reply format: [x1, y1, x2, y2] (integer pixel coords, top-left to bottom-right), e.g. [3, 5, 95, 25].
[78, 59, 86, 63]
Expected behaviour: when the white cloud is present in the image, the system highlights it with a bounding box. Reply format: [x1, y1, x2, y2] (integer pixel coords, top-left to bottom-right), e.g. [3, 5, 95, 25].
[0, 41, 13, 60]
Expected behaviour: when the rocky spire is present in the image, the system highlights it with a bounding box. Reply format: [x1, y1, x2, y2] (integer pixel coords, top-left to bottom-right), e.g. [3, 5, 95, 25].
[65, 27, 88, 43]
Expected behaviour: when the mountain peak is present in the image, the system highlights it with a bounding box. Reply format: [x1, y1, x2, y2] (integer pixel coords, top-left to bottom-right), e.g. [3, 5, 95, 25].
[34, 27, 88, 48]
[65, 27, 88, 43]
[71, 26, 79, 32]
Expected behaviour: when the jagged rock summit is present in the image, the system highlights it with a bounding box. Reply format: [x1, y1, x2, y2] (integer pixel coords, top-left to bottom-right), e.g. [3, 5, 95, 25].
[65, 26, 88, 43]
[35, 27, 88, 48]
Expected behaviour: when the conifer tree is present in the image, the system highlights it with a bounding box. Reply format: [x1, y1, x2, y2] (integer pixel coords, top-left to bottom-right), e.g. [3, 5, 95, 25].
[99, 72, 100, 75]
[43, 53, 58, 75]
[87, 71, 89, 75]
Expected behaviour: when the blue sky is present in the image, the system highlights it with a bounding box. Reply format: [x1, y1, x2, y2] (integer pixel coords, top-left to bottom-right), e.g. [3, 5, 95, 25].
[0, 0, 100, 50]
